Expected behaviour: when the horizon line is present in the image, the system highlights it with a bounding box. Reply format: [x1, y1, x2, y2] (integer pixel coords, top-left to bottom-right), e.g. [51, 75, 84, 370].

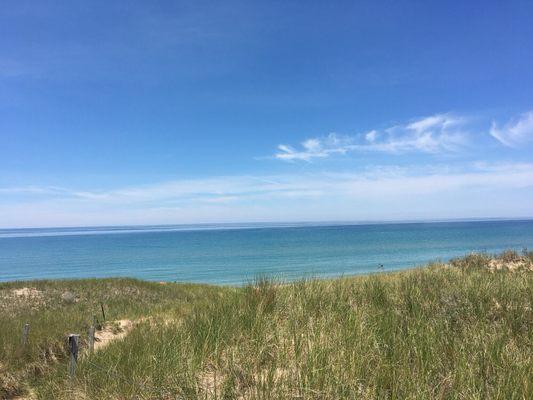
[2, 215, 533, 233]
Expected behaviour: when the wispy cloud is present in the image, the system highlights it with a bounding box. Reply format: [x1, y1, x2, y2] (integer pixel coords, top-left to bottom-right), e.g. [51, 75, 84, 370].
[0, 185, 113, 200]
[1, 162, 533, 227]
[3, 162, 533, 204]
[275, 114, 469, 161]
[490, 111, 533, 148]
[274, 136, 351, 161]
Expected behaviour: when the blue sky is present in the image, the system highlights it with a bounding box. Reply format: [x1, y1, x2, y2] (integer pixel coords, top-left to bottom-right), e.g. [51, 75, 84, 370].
[1, 1, 533, 228]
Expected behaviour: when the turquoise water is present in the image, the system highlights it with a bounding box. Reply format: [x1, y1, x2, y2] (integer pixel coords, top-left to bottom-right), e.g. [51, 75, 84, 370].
[1, 220, 532, 284]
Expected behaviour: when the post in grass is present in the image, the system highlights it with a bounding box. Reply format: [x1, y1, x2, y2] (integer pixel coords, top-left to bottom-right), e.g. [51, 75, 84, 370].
[68, 334, 80, 378]
[21, 323, 30, 347]
[88, 315, 96, 353]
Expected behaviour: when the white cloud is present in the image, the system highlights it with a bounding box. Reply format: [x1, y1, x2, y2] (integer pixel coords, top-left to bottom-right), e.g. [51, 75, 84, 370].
[274, 134, 350, 161]
[490, 111, 533, 147]
[1, 162, 533, 227]
[406, 114, 461, 133]
[302, 138, 321, 151]
[365, 130, 378, 142]
[274, 113, 468, 161]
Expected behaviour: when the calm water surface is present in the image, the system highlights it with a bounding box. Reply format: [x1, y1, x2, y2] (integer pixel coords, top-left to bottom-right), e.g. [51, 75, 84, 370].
[1, 220, 532, 284]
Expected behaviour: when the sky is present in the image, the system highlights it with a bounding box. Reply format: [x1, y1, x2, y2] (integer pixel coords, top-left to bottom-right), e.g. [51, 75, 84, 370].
[1, 1, 533, 228]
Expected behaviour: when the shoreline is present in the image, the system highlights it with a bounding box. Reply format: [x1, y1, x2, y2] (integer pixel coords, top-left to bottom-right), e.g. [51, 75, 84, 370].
[0, 264, 431, 288]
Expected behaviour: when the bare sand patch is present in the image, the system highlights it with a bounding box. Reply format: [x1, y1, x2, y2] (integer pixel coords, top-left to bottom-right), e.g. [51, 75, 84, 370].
[91, 316, 179, 352]
[12, 288, 42, 299]
[488, 258, 533, 272]
[94, 319, 134, 351]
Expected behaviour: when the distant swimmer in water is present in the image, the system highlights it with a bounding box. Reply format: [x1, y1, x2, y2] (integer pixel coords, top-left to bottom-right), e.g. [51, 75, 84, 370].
[378, 264, 384, 270]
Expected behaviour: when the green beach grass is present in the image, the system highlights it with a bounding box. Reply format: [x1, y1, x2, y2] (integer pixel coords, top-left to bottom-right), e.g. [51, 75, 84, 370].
[1, 251, 532, 399]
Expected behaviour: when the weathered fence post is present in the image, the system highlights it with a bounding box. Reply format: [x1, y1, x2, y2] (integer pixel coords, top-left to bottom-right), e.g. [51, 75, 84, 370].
[101, 303, 106, 322]
[21, 323, 30, 346]
[68, 334, 79, 378]
[88, 315, 96, 353]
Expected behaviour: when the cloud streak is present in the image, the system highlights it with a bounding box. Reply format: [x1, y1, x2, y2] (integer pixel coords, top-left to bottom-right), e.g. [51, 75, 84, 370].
[490, 111, 533, 147]
[275, 110, 533, 162]
[1, 162, 533, 227]
[275, 114, 469, 161]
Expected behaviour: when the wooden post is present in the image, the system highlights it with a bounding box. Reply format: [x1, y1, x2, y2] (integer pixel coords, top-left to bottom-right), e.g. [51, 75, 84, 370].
[68, 334, 79, 378]
[21, 323, 30, 346]
[88, 315, 96, 354]
[100, 303, 106, 322]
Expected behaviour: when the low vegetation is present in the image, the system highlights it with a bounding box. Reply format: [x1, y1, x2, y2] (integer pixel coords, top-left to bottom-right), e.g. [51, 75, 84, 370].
[1, 250, 532, 399]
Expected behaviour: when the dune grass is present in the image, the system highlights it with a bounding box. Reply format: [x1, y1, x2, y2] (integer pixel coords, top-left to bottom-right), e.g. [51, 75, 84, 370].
[0, 279, 222, 398]
[1, 251, 532, 399]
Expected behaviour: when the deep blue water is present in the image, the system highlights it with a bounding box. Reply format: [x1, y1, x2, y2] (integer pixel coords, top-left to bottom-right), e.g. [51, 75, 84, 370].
[1, 220, 532, 284]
